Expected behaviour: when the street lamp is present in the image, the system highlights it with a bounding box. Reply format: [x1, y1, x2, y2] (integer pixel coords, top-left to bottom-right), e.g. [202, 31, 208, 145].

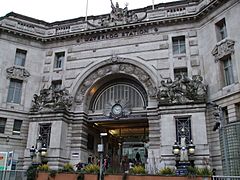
[29, 135, 48, 165]
[172, 138, 195, 175]
[172, 141, 180, 156]
[188, 140, 195, 155]
[98, 133, 108, 180]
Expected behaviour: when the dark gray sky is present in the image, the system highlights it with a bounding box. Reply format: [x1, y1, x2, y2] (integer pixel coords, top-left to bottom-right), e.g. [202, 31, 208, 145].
[0, 0, 177, 22]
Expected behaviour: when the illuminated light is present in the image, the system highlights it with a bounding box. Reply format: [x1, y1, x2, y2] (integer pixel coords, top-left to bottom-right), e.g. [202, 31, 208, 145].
[90, 87, 97, 95]
[109, 130, 117, 135]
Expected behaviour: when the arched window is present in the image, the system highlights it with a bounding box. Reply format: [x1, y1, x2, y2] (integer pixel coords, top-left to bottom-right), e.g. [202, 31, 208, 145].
[93, 83, 146, 111]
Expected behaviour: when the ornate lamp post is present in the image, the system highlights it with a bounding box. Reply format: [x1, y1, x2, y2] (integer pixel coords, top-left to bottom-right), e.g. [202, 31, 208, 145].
[29, 135, 48, 165]
[172, 137, 195, 175]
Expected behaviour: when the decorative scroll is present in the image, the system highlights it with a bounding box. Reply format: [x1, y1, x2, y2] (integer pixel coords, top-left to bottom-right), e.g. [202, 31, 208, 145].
[212, 39, 235, 62]
[6, 66, 30, 80]
[30, 86, 73, 112]
[157, 75, 207, 105]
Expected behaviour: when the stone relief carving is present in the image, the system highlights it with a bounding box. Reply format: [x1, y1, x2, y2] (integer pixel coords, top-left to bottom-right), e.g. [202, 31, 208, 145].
[30, 86, 73, 112]
[75, 57, 157, 104]
[88, 1, 146, 27]
[212, 39, 235, 62]
[157, 75, 207, 105]
[6, 66, 30, 80]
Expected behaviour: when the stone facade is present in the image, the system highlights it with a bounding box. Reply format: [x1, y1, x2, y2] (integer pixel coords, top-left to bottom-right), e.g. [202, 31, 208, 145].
[0, 0, 239, 176]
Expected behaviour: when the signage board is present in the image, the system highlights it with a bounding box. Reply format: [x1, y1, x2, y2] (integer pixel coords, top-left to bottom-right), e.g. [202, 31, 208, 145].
[0, 152, 8, 170]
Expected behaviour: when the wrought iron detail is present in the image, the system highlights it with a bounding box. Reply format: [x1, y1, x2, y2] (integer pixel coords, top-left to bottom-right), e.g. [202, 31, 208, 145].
[39, 123, 51, 147]
[176, 116, 191, 145]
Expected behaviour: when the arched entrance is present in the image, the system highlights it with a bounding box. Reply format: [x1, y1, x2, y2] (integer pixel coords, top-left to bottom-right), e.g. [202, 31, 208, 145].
[88, 74, 149, 170]
[72, 57, 158, 171]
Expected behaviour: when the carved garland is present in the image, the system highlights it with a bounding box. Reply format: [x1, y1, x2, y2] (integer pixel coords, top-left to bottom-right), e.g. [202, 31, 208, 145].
[75, 56, 157, 104]
[212, 39, 235, 62]
[6, 66, 30, 80]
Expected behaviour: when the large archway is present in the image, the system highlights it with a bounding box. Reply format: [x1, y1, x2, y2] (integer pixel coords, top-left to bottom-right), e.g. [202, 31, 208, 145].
[87, 73, 149, 169]
[72, 57, 157, 170]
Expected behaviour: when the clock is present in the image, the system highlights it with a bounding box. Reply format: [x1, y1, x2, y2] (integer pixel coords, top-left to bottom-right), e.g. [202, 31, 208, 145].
[112, 104, 122, 115]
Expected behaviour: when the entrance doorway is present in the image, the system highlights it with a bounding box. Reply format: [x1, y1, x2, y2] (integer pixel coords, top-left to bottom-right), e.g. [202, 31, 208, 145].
[92, 119, 149, 172]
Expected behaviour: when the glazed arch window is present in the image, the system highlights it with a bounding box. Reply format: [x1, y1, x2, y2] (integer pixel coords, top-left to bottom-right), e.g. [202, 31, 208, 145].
[14, 49, 27, 66]
[175, 116, 192, 145]
[39, 123, 51, 147]
[7, 79, 23, 104]
[172, 36, 186, 55]
[54, 52, 65, 69]
[215, 18, 227, 42]
[94, 83, 146, 111]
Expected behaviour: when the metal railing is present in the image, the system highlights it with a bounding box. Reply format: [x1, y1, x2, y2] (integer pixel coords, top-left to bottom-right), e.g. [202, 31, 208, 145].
[0, 170, 27, 180]
[212, 176, 240, 180]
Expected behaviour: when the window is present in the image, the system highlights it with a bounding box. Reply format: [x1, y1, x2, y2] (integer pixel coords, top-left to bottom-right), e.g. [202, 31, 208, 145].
[87, 134, 94, 150]
[175, 116, 191, 145]
[221, 56, 234, 86]
[14, 49, 27, 66]
[13, 120, 22, 135]
[39, 123, 51, 147]
[54, 52, 65, 69]
[215, 18, 227, 41]
[172, 36, 186, 55]
[174, 67, 188, 80]
[235, 103, 240, 121]
[222, 107, 229, 124]
[7, 79, 23, 104]
[0, 118, 7, 133]
[52, 80, 62, 90]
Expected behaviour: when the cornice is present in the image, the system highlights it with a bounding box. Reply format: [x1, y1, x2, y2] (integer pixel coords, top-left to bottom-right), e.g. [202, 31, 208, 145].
[0, 0, 232, 42]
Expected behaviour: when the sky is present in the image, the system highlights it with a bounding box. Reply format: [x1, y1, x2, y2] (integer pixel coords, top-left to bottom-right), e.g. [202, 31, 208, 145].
[0, 0, 176, 23]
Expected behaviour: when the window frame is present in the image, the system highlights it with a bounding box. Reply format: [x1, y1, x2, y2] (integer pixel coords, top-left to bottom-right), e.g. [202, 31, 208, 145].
[14, 49, 27, 67]
[51, 80, 62, 90]
[12, 119, 23, 135]
[174, 67, 188, 80]
[54, 52, 65, 69]
[0, 118, 7, 134]
[175, 116, 192, 145]
[215, 18, 227, 42]
[172, 36, 186, 55]
[7, 79, 23, 104]
[221, 55, 234, 86]
[39, 123, 51, 147]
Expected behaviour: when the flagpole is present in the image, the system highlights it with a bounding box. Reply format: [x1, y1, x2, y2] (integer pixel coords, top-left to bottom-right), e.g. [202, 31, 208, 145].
[152, 0, 155, 10]
[85, 0, 89, 22]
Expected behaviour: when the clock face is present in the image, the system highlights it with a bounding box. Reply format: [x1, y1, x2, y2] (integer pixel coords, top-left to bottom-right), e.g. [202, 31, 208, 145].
[112, 104, 122, 115]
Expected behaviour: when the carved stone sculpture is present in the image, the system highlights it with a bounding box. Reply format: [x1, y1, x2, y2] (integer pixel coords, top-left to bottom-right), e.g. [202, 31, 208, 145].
[157, 75, 207, 105]
[6, 66, 30, 80]
[212, 39, 235, 62]
[30, 86, 73, 112]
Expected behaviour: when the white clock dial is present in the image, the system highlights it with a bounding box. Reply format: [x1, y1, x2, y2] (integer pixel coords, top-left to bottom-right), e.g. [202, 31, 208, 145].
[112, 104, 122, 115]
